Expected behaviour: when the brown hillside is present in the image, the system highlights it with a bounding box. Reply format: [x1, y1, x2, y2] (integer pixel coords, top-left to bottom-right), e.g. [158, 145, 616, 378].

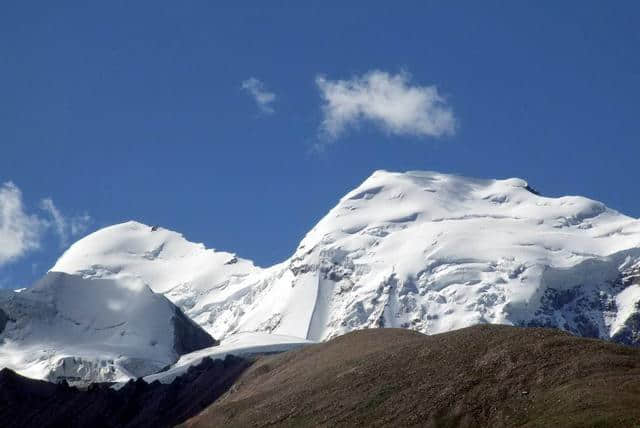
[182, 325, 640, 427]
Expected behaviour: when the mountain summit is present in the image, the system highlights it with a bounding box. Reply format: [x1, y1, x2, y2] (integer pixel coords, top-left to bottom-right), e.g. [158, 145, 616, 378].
[48, 171, 640, 349]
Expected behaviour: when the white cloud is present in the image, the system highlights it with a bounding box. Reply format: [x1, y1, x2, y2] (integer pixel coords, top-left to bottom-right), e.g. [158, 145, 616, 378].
[40, 198, 66, 244]
[40, 198, 92, 247]
[0, 182, 93, 267]
[241, 77, 276, 114]
[70, 213, 92, 237]
[316, 70, 456, 141]
[0, 182, 46, 267]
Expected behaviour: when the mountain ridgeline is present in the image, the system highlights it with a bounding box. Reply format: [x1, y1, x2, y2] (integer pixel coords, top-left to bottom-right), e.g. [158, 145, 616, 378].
[1, 170, 640, 384]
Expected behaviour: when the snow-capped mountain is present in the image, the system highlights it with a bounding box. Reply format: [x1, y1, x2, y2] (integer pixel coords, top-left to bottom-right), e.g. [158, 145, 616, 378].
[49, 170, 640, 349]
[50, 220, 262, 334]
[0, 271, 216, 383]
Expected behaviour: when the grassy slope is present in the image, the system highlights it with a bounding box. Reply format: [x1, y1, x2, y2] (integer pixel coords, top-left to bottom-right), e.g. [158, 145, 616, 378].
[183, 325, 640, 427]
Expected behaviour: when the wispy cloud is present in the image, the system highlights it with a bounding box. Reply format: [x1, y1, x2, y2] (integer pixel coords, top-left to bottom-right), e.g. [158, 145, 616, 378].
[40, 198, 92, 247]
[0, 182, 46, 267]
[70, 213, 92, 237]
[241, 77, 276, 114]
[0, 181, 92, 267]
[316, 70, 456, 142]
[40, 198, 66, 245]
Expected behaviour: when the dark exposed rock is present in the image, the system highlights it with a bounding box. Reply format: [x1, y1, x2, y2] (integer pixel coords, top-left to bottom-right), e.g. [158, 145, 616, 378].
[612, 311, 640, 347]
[524, 184, 541, 196]
[289, 263, 314, 276]
[171, 306, 218, 355]
[540, 286, 581, 311]
[573, 314, 600, 338]
[0, 308, 11, 334]
[224, 256, 238, 265]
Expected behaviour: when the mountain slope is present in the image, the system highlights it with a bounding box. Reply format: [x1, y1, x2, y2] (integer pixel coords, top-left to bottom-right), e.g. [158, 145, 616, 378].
[3, 326, 639, 427]
[0, 354, 249, 428]
[182, 325, 640, 428]
[261, 170, 640, 342]
[144, 332, 311, 384]
[50, 171, 640, 345]
[51, 221, 262, 333]
[0, 272, 216, 383]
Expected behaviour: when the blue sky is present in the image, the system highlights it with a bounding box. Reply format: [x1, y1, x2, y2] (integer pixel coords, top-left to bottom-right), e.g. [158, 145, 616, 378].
[1, 2, 639, 288]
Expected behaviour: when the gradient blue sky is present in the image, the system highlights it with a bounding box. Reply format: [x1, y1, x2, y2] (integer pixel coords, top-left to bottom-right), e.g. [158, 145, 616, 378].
[1, 2, 639, 287]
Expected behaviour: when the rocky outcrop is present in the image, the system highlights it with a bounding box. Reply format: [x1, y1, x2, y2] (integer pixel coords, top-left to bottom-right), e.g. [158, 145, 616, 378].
[171, 306, 218, 355]
[0, 308, 10, 335]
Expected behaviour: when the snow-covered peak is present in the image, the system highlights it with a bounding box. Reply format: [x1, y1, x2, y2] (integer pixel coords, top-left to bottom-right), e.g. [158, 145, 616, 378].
[298, 170, 634, 259]
[53, 220, 260, 294]
[199, 170, 640, 342]
[0, 271, 216, 383]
